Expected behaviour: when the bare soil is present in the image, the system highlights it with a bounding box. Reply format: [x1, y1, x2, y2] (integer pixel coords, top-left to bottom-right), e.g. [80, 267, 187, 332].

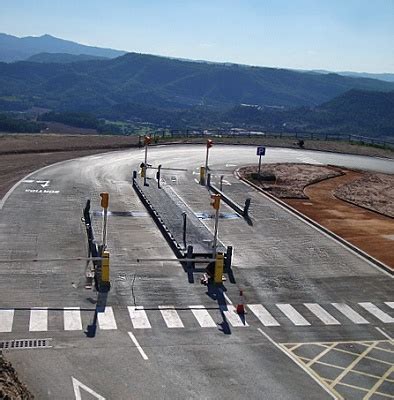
[240, 164, 394, 270]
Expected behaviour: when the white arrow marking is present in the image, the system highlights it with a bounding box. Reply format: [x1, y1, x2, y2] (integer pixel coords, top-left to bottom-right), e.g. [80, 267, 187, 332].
[22, 180, 35, 183]
[36, 180, 50, 188]
[72, 377, 105, 400]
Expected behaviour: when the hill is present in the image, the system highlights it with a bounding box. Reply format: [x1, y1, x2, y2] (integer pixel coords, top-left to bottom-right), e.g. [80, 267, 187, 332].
[26, 52, 109, 63]
[0, 52, 394, 115]
[0, 33, 125, 62]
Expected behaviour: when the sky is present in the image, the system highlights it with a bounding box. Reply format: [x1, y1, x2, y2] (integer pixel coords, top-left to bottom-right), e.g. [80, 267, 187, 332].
[1, 0, 394, 73]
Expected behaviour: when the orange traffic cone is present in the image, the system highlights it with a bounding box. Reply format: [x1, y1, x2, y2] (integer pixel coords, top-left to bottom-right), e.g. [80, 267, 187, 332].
[236, 290, 245, 315]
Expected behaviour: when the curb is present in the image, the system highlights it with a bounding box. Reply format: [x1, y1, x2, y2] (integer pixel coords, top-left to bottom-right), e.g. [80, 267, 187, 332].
[235, 170, 393, 276]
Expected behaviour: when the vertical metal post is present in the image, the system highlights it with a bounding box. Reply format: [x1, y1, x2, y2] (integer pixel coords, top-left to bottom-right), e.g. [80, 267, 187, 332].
[182, 212, 187, 249]
[144, 144, 148, 186]
[205, 146, 210, 183]
[212, 205, 220, 257]
[258, 154, 262, 176]
[157, 164, 162, 189]
[220, 175, 224, 191]
[102, 208, 108, 250]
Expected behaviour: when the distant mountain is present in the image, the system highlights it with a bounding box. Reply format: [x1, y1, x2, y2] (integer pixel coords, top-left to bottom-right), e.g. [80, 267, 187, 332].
[0, 33, 126, 62]
[26, 52, 109, 63]
[311, 69, 394, 83]
[1, 52, 394, 116]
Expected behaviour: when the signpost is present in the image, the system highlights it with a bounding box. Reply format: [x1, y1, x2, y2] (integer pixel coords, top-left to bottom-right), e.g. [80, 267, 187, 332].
[256, 146, 266, 176]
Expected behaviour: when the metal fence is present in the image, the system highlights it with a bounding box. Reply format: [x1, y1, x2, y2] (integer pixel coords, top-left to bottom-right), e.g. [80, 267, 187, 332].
[142, 129, 394, 150]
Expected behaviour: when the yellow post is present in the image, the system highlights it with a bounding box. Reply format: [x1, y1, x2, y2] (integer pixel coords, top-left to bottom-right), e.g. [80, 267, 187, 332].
[214, 252, 224, 284]
[101, 250, 110, 283]
[140, 166, 146, 178]
[200, 166, 206, 185]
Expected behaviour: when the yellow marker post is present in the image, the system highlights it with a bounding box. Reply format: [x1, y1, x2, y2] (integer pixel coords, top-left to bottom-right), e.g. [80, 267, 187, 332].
[199, 166, 206, 185]
[214, 252, 224, 284]
[101, 250, 110, 291]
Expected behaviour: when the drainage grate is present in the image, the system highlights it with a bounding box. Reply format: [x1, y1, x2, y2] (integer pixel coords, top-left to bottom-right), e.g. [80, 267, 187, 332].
[0, 338, 52, 350]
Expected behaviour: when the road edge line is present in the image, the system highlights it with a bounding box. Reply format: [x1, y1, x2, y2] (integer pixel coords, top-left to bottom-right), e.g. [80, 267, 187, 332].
[128, 331, 149, 360]
[257, 328, 340, 400]
[236, 170, 393, 277]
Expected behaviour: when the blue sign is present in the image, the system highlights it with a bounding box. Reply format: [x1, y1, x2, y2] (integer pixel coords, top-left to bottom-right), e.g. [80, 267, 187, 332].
[257, 146, 266, 156]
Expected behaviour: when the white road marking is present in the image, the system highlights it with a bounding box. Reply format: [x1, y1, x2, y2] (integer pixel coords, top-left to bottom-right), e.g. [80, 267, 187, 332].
[36, 180, 50, 188]
[189, 305, 217, 328]
[276, 304, 311, 326]
[64, 307, 83, 331]
[97, 307, 117, 330]
[159, 305, 184, 328]
[25, 189, 59, 194]
[375, 327, 393, 340]
[331, 303, 369, 324]
[247, 304, 280, 326]
[359, 302, 394, 323]
[0, 309, 14, 332]
[128, 306, 151, 329]
[22, 180, 34, 183]
[304, 303, 340, 325]
[72, 377, 105, 400]
[222, 305, 249, 327]
[29, 308, 48, 331]
[225, 163, 237, 167]
[385, 302, 394, 309]
[257, 328, 336, 399]
[194, 178, 199, 184]
[223, 292, 233, 305]
[128, 331, 148, 360]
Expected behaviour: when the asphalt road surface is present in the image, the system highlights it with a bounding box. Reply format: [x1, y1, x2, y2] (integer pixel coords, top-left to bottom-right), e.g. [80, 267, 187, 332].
[0, 145, 393, 400]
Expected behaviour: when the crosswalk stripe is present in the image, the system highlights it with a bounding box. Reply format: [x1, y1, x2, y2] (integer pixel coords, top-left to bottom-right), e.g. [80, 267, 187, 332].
[64, 307, 83, 330]
[359, 302, 394, 323]
[159, 306, 184, 328]
[222, 305, 249, 327]
[247, 304, 280, 326]
[331, 303, 369, 324]
[304, 303, 340, 325]
[385, 302, 394, 309]
[29, 308, 48, 331]
[128, 306, 151, 329]
[97, 307, 117, 330]
[189, 306, 217, 328]
[276, 304, 311, 326]
[0, 309, 14, 332]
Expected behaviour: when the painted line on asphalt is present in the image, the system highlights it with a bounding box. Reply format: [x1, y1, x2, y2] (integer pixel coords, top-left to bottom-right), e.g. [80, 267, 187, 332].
[276, 304, 311, 326]
[223, 292, 233, 305]
[128, 306, 151, 329]
[128, 331, 148, 360]
[64, 307, 83, 331]
[359, 302, 394, 323]
[0, 309, 14, 332]
[189, 306, 217, 328]
[159, 305, 184, 328]
[375, 327, 393, 341]
[331, 303, 369, 324]
[29, 308, 48, 332]
[222, 305, 249, 327]
[97, 307, 117, 330]
[304, 303, 340, 325]
[247, 304, 280, 327]
[257, 328, 337, 399]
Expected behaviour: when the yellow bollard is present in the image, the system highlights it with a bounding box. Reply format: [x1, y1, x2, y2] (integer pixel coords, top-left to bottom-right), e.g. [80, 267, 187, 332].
[214, 252, 224, 284]
[200, 166, 206, 185]
[140, 166, 146, 178]
[101, 250, 110, 284]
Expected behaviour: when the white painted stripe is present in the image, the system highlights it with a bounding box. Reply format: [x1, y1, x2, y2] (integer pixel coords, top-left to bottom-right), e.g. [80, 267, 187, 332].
[29, 308, 48, 331]
[304, 303, 340, 325]
[332, 303, 369, 324]
[97, 307, 117, 330]
[223, 292, 233, 305]
[222, 305, 249, 327]
[128, 306, 151, 329]
[159, 305, 184, 328]
[375, 327, 393, 340]
[276, 304, 311, 326]
[189, 306, 216, 328]
[359, 302, 394, 323]
[0, 309, 14, 332]
[385, 302, 394, 309]
[64, 307, 83, 330]
[247, 304, 280, 326]
[128, 332, 148, 360]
